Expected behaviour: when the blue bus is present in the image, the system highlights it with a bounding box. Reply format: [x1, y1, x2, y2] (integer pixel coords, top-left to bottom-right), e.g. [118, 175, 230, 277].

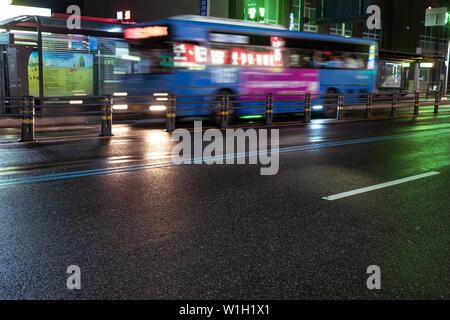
[117, 15, 378, 122]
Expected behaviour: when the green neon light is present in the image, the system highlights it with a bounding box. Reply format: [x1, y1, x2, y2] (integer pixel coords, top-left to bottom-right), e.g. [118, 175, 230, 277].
[248, 7, 257, 19]
[240, 115, 264, 119]
[259, 8, 265, 18]
[298, 0, 302, 31]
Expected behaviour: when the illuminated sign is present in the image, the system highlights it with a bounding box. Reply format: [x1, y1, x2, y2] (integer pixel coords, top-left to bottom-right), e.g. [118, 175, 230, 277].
[230, 48, 283, 67]
[0, 3, 51, 21]
[199, 0, 210, 16]
[124, 26, 168, 39]
[259, 8, 265, 18]
[247, 1, 265, 22]
[117, 10, 131, 21]
[210, 49, 229, 65]
[289, 13, 295, 31]
[271, 36, 285, 48]
[248, 7, 257, 19]
[420, 62, 434, 68]
[174, 43, 208, 67]
[173, 43, 284, 67]
[367, 44, 377, 69]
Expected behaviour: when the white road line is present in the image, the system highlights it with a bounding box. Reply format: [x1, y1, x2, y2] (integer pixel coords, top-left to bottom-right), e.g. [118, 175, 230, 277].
[322, 171, 441, 201]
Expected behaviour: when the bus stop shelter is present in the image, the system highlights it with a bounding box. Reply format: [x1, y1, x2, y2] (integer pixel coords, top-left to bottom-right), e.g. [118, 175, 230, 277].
[378, 50, 446, 94]
[0, 15, 130, 111]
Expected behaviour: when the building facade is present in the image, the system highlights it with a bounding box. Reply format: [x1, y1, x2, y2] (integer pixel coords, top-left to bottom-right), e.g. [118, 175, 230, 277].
[8, 0, 450, 92]
[227, 0, 450, 92]
[11, 0, 450, 56]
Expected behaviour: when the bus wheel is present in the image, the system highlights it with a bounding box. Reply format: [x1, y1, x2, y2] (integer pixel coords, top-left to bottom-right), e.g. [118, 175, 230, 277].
[324, 88, 338, 117]
[212, 90, 235, 125]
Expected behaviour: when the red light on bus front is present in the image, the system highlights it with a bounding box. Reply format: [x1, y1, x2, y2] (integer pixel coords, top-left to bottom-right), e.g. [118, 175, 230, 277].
[124, 26, 168, 39]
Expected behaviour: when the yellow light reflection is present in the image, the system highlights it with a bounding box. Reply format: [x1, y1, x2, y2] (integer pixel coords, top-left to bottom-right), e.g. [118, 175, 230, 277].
[112, 126, 130, 134]
[145, 131, 170, 144]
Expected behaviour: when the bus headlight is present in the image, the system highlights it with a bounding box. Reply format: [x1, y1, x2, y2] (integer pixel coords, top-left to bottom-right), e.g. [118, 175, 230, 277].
[312, 105, 323, 111]
[113, 104, 128, 110]
[149, 105, 167, 111]
[113, 92, 128, 97]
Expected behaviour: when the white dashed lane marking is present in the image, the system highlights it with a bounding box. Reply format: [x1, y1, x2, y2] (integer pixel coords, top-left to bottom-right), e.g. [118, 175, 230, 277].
[322, 171, 441, 201]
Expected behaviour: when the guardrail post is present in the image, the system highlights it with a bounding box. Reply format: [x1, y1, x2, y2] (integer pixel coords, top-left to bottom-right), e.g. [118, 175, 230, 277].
[434, 91, 440, 115]
[304, 93, 311, 123]
[219, 94, 229, 129]
[391, 93, 397, 117]
[265, 93, 273, 125]
[414, 91, 419, 116]
[336, 93, 344, 120]
[18, 96, 35, 142]
[165, 94, 176, 132]
[365, 93, 372, 118]
[100, 95, 113, 137]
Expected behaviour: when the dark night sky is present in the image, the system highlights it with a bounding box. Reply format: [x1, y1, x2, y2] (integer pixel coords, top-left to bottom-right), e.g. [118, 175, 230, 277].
[11, 0, 228, 22]
[84, 0, 200, 22]
[12, 0, 200, 21]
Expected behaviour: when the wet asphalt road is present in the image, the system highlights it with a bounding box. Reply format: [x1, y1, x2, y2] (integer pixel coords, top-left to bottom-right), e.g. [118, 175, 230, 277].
[0, 113, 449, 299]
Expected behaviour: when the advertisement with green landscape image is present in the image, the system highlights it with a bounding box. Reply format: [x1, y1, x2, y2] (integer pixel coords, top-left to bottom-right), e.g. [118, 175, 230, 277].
[28, 52, 94, 96]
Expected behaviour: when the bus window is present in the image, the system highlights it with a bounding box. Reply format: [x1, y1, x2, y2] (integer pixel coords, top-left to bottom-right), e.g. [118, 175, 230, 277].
[127, 33, 173, 74]
[126, 45, 173, 74]
[289, 48, 313, 68]
[344, 53, 361, 69]
[348, 53, 368, 69]
[313, 50, 368, 69]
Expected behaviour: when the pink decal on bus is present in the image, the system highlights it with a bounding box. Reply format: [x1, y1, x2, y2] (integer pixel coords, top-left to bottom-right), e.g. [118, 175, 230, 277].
[240, 68, 320, 99]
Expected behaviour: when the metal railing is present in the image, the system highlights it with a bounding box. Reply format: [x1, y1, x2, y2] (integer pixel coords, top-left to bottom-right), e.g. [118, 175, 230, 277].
[0, 95, 108, 142]
[1, 91, 450, 142]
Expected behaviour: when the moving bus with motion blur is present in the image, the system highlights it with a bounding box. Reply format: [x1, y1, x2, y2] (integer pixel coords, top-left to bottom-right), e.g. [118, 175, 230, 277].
[117, 15, 378, 122]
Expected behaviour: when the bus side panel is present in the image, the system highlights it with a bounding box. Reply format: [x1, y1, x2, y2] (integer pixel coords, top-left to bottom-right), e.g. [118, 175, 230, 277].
[319, 69, 377, 98]
[122, 73, 176, 111]
[174, 67, 240, 117]
[237, 67, 320, 115]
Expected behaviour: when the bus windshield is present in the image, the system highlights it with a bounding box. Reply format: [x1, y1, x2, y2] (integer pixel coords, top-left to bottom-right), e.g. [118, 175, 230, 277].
[128, 44, 173, 74]
[126, 28, 173, 74]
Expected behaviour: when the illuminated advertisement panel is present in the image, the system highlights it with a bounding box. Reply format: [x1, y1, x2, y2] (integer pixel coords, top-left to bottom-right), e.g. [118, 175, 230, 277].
[28, 52, 94, 96]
